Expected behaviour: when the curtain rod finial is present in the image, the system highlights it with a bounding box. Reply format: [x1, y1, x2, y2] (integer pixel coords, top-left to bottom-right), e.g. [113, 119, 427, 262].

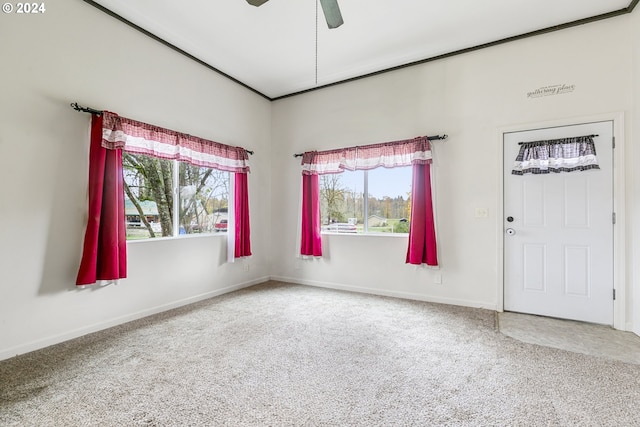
[70, 102, 103, 115]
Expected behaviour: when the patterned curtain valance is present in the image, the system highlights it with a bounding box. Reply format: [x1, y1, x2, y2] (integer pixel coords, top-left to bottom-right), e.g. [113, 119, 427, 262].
[301, 136, 432, 175]
[512, 135, 599, 175]
[101, 111, 250, 173]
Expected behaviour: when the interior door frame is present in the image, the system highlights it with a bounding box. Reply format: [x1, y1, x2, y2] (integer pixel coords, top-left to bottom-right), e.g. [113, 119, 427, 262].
[497, 112, 627, 330]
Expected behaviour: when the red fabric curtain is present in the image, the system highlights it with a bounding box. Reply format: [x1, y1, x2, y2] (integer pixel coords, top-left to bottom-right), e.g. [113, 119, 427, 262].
[234, 172, 252, 258]
[406, 163, 438, 266]
[300, 174, 322, 256]
[76, 114, 127, 285]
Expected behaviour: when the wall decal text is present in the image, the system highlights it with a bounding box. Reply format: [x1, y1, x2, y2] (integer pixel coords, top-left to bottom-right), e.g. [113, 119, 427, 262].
[527, 84, 575, 98]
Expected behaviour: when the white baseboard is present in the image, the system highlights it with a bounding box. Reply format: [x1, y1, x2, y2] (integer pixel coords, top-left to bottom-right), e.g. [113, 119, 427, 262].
[270, 275, 497, 311]
[0, 276, 269, 362]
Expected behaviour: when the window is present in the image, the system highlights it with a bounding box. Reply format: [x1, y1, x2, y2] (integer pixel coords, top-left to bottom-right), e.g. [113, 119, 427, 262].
[320, 166, 412, 234]
[123, 153, 229, 240]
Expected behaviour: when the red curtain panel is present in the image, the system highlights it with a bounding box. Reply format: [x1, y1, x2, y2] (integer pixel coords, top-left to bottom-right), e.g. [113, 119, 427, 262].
[406, 163, 438, 266]
[234, 172, 252, 258]
[76, 114, 127, 285]
[300, 174, 322, 256]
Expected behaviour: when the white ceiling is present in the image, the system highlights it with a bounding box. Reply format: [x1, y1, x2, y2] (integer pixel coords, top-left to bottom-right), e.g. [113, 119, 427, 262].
[91, 0, 633, 99]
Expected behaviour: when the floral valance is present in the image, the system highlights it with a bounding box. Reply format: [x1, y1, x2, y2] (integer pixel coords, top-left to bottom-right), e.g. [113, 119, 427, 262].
[101, 111, 250, 173]
[301, 136, 432, 175]
[512, 135, 599, 175]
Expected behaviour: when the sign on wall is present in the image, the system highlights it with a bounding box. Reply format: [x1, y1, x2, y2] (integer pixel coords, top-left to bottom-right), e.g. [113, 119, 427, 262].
[527, 84, 575, 98]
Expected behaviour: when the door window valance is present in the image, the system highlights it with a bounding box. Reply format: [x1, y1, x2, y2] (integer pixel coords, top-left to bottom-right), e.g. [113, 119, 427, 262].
[512, 135, 599, 175]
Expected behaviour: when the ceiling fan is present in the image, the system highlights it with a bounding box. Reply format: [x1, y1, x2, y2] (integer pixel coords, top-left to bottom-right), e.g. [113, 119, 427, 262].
[246, 0, 344, 29]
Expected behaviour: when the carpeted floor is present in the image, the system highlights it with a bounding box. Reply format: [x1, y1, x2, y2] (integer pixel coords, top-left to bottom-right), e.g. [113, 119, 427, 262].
[1, 281, 639, 426]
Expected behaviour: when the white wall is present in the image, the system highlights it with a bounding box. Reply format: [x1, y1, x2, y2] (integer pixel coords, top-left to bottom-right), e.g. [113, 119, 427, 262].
[632, 8, 640, 336]
[271, 16, 636, 322]
[0, 0, 271, 359]
[1, 3, 638, 361]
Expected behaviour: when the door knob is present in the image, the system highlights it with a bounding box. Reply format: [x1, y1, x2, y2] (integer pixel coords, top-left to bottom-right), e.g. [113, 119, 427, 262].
[506, 228, 516, 236]
[507, 216, 514, 222]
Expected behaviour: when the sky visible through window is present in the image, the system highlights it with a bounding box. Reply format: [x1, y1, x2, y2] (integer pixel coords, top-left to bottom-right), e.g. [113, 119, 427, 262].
[339, 166, 412, 199]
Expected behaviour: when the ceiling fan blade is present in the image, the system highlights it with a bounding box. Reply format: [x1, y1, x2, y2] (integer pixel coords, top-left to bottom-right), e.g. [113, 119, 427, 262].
[246, 0, 269, 6]
[319, 0, 344, 29]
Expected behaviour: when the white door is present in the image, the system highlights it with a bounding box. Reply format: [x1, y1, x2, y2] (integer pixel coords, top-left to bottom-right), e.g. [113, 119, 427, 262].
[503, 121, 614, 325]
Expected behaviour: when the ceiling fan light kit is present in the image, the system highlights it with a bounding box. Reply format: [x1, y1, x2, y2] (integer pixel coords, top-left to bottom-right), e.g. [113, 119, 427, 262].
[245, 0, 343, 29]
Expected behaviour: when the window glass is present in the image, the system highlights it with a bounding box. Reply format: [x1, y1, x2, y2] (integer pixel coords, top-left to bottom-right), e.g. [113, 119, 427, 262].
[319, 166, 411, 234]
[320, 171, 363, 233]
[367, 167, 411, 234]
[123, 153, 229, 240]
[179, 163, 229, 235]
[123, 153, 174, 240]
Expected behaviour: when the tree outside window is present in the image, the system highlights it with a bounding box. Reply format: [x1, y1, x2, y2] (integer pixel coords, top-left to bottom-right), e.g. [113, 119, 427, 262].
[319, 167, 411, 234]
[123, 153, 229, 240]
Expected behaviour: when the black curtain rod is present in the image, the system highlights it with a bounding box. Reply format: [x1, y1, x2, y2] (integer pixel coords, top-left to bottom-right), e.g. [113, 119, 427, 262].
[293, 134, 448, 158]
[71, 102, 103, 115]
[518, 134, 598, 145]
[70, 102, 254, 155]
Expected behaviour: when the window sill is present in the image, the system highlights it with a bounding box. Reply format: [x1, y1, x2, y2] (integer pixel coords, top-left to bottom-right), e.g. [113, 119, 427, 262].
[126, 232, 226, 244]
[321, 232, 409, 238]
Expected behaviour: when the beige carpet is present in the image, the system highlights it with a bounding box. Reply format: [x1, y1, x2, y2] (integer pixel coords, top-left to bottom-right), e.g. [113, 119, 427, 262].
[1, 281, 639, 426]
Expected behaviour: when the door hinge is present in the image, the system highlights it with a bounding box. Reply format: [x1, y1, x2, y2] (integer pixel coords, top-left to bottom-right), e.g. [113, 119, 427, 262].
[612, 212, 616, 224]
[613, 289, 616, 300]
[612, 136, 616, 149]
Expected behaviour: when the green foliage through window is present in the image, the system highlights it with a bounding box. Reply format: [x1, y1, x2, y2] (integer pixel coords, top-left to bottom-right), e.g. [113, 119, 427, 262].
[123, 153, 229, 240]
[319, 167, 412, 234]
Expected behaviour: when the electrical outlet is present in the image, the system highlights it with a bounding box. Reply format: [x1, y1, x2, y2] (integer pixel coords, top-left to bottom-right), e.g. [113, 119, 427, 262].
[434, 273, 442, 284]
[243, 264, 250, 272]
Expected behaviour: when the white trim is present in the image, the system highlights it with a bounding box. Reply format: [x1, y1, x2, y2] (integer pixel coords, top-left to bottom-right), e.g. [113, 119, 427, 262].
[172, 159, 180, 236]
[497, 112, 626, 331]
[0, 277, 269, 362]
[227, 172, 236, 263]
[271, 275, 496, 310]
[295, 177, 303, 258]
